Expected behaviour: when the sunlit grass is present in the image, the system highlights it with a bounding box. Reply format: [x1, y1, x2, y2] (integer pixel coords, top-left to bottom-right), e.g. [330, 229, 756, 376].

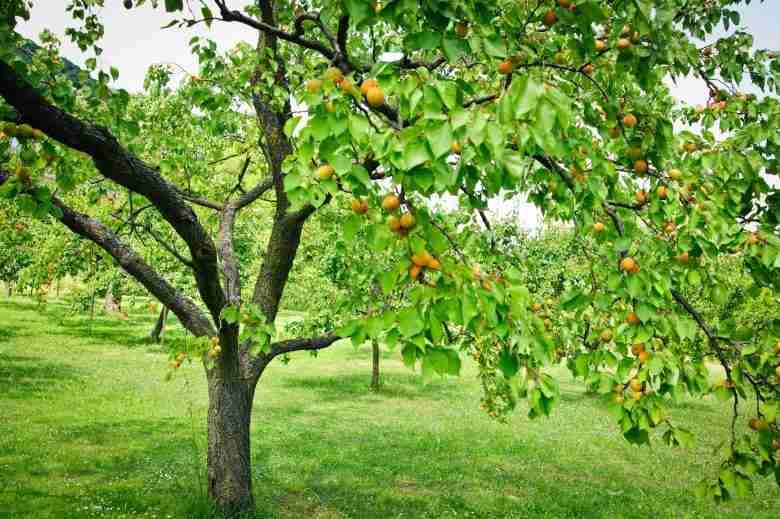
[0, 297, 777, 518]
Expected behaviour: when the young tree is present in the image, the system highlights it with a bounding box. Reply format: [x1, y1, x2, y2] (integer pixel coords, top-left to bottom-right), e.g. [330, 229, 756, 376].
[1, 0, 779, 514]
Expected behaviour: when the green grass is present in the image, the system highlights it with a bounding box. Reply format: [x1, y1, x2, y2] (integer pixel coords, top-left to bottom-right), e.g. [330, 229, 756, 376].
[0, 297, 778, 518]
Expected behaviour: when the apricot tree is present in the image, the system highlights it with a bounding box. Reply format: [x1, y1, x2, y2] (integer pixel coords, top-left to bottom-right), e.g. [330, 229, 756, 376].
[1, 0, 780, 514]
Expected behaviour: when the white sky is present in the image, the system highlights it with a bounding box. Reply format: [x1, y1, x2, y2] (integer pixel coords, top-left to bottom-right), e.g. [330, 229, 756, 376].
[15, 1, 780, 229]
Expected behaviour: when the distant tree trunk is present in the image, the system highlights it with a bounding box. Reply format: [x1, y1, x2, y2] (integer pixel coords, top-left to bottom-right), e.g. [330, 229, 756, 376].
[148, 306, 169, 343]
[55, 278, 60, 297]
[5, 282, 11, 297]
[104, 287, 121, 313]
[371, 339, 381, 390]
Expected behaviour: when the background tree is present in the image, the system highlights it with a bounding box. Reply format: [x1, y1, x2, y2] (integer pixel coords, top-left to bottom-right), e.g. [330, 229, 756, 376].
[1, 0, 779, 515]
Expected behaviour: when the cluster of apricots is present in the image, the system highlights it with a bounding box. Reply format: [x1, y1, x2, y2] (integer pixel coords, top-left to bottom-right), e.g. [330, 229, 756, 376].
[380, 193, 418, 236]
[207, 337, 222, 360]
[409, 250, 441, 280]
[306, 68, 385, 108]
[2, 122, 46, 141]
[631, 342, 652, 364]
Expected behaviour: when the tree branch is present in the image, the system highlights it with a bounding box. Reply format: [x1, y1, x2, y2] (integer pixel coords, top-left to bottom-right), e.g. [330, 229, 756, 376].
[0, 58, 226, 323]
[143, 225, 194, 269]
[213, 0, 337, 64]
[51, 195, 215, 336]
[267, 334, 341, 358]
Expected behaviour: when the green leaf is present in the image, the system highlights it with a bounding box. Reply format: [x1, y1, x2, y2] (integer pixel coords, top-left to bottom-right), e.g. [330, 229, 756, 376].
[344, 0, 373, 26]
[406, 30, 441, 50]
[445, 350, 461, 376]
[560, 290, 589, 311]
[482, 34, 506, 58]
[510, 75, 543, 117]
[221, 306, 240, 324]
[623, 427, 650, 445]
[428, 348, 449, 375]
[502, 151, 526, 179]
[401, 344, 417, 369]
[403, 141, 430, 169]
[380, 269, 398, 295]
[348, 114, 370, 143]
[427, 121, 453, 158]
[398, 307, 424, 337]
[164, 0, 183, 12]
[498, 349, 519, 378]
[442, 34, 469, 62]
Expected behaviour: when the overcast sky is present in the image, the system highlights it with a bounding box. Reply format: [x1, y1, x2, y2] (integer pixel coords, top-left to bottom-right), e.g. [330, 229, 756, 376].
[15, 1, 780, 228]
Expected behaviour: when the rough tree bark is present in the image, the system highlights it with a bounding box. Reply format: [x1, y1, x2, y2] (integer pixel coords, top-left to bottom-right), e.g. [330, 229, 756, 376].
[206, 327, 254, 514]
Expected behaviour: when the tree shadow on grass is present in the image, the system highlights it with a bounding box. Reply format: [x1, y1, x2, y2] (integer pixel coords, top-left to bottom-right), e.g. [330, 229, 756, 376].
[278, 372, 464, 403]
[44, 312, 190, 352]
[1, 417, 212, 519]
[0, 325, 18, 343]
[0, 353, 82, 399]
[247, 418, 718, 519]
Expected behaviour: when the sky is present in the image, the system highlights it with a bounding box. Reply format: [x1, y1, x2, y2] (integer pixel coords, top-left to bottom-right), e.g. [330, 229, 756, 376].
[14, 1, 780, 228]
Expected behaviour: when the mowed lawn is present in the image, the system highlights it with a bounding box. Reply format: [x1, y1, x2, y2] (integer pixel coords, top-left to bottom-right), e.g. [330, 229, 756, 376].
[0, 298, 778, 518]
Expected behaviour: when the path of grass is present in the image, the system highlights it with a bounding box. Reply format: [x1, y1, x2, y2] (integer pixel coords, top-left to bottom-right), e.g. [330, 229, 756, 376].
[0, 297, 778, 518]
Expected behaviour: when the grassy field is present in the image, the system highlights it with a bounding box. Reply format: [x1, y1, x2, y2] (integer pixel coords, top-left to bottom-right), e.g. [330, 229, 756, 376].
[0, 297, 778, 518]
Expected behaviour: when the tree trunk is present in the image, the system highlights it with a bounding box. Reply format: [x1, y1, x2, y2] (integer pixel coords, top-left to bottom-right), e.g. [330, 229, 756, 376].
[371, 339, 381, 390]
[104, 288, 121, 313]
[148, 306, 169, 343]
[5, 282, 11, 297]
[206, 332, 255, 515]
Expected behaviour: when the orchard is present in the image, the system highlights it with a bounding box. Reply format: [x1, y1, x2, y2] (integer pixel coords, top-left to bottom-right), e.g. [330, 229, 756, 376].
[1, 0, 779, 515]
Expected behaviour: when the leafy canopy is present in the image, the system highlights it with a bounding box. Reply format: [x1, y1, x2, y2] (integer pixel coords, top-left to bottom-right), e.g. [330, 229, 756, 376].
[1, 0, 779, 502]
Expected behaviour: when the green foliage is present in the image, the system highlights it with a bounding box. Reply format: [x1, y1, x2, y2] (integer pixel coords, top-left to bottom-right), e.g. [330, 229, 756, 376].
[1, 0, 779, 504]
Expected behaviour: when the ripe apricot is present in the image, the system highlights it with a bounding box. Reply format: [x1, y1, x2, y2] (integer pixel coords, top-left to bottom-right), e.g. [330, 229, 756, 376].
[497, 59, 514, 75]
[388, 216, 402, 232]
[360, 78, 378, 96]
[634, 159, 648, 174]
[366, 86, 385, 107]
[324, 67, 343, 82]
[382, 194, 400, 211]
[340, 77, 355, 94]
[620, 257, 637, 273]
[351, 198, 369, 215]
[315, 164, 335, 181]
[542, 10, 558, 27]
[622, 113, 637, 127]
[306, 79, 323, 93]
[400, 212, 415, 229]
